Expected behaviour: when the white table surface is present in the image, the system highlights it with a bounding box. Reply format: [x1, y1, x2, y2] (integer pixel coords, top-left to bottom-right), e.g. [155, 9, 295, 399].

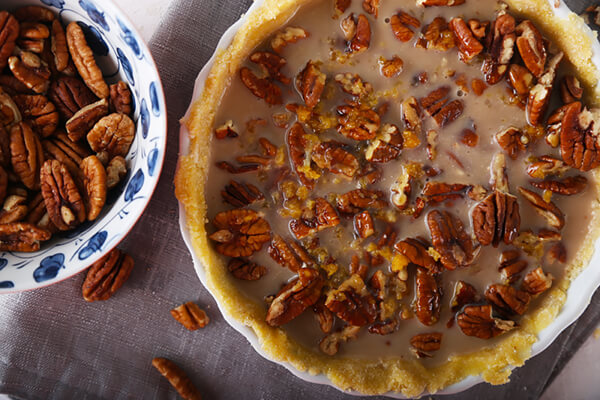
[0, 1, 592, 399]
[115, 1, 600, 399]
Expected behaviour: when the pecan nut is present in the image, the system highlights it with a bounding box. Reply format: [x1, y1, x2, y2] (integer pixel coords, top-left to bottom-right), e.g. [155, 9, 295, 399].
[297, 60, 326, 109]
[240, 67, 282, 105]
[335, 73, 373, 98]
[271, 26, 309, 54]
[485, 284, 530, 316]
[337, 103, 380, 140]
[287, 122, 316, 189]
[170, 302, 210, 331]
[379, 56, 404, 78]
[526, 155, 569, 179]
[457, 304, 515, 339]
[336, 189, 387, 214]
[393, 238, 441, 273]
[319, 325, 360, 356]
[228, 258, 267, 281]
[495, 127, 527, 159]
[209, 209, 270, 257]
[13, 94, 59, 138]
[349, 14, 371, 53]
[109, 81, 132, 116]
[449, 17, 483, 62]
[106, 156, 127, 189]
[325, 274, 377, 326]
[422, 181, 469, 204]
[151, 358, 203, 400]
[0, 87, 22, 126]
[499, 250, 527, 284]
[415, 267, 442, 326]
[390, 11, 420, 42]
[66, 98, 109, 142]
[87, 113, 135, 158]
[0, 190, 28, 224]
[311, 141, 359, 177]
[66, 22, 109, 98]
[48, 75, 98, 120]
[50, 19, 69, 72]
[420, 86, 463, 127]
[0, 222, 50, 252]
[268, 234, 304, 272]
[410, 332, 442, 358]
[560, 102, 600, 171]
[427, 210, 476, 270]
[560, 75, 583, 104]
[40, 159, 86, 230]
[0, 12, 19, 69]
[250, 51, 290, 84]
[531, 175, 587, 195]
[8, 52, 51, 94]
[521, 267, 553, 296]
[81, 155, 106, 221]
[290, 197, 340, 239]
[42, 132, 90, 181]
[415, 17, 455, 51]
[450, 281, 479, 312]
[518, 187, 565, 230]
[14, 6, 55, 22]
[507, 64, 534, 96]
[354, 210, 375, 238]
[10, 121, 44, 190]
[526, 52, 563, 126]
[82, 248, 134, 301]
[266, 268, 324, 326]
[221, 180, 263, 208]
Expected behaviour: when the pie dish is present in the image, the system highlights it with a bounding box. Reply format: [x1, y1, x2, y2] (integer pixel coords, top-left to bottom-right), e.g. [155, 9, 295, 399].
[176, 0, 600, 396]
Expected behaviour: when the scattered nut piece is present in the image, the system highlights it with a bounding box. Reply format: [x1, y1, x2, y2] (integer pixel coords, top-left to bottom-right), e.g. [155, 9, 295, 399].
[82, 248, 134, 301]
[170, 302, 210, 331]
[152, 358, 203, 400]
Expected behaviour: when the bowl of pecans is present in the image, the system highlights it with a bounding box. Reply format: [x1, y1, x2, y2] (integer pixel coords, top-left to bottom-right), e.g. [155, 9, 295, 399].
[0, 0, 166, 292]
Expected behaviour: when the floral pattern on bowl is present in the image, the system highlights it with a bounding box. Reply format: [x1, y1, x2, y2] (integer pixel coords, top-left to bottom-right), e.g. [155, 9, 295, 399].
[0, 0, 166, 292]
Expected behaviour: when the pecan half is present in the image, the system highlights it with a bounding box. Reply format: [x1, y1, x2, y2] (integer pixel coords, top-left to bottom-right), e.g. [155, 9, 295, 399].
[415, 17, 455, 51]
[48, 76, 97, 120]
[250, 51, 290, 84]
[518, 187, 565, 230]
[40, 159, 86, 230]
[521, 267, 553, 296]
[50, 19, 69, 72]
[419, 86, 463, 127]
[526, 52, 563, 126]
[354, 210, 375, 238]
[240, 67, 282, 105]
[450, 18, 484, 62]
[335, 73, 372, 98]
[499, 250, 527, 284]
[362, 0, 380, 17]
[336, 189, 387, 214]
[496, 127, 527, 159]
[228, 258, 267, 281]
[325, 274, 377, 326]
[379, 56, 404, 78]
[0, 12, 19, 69]
[268, 234, 303, 272]
[170, 302, 210, 331]
[290, 197, 340, 239]
[106, 156, 127, 189]
[0, 88, 22, 127]
[531, 175, 587, 195]
[427, 210, 476, 270]
[394, 237, 441, 273]
[472, 189, 520, 247]
[349, 14, 371, 53]
[108, 81, 132, 116]
[87, 113, 135, 159]
[209, 209, 270, 257]
[422, 182, 469, 204]
[410, 332, 442, 358]
[81, 155, 106, 221]
[560, 102, 600, 171]
[341, 13, 357, 41]
[0, 222, 50, 252]
[311, 141, 359, 177]
[482, 14, 516, 84]
[457, 304, 515, 339]
[560, 75, 583, 104]
[319, 325, 360, 356]
[271, 27, 309, 54]
[0, 189, 27, 224]
[450, 281, 479, 312]
[266, 267, 324, 326]
[515, 21, 546, 78]
[66, 22, 108, 99]
[526, 155, 569, 179]
[313, 300, 334, 333]
[337, 103, 380, 140]
[42, 132, 90, 180]
[221, 180, 263, 208]
[151, 358, 203, 400]
[10, 121, 43, 190]
[287, 122, 315, 189]
[334, 0, 351, 16]
[507, 64, 534, 96]
[485, 284, 530, 316]
[8, 52, 50, 94]
[547, 242, 567, 264]
[390, 11, 420, 42]
[13, 94, 59, 138]
[82, 248, 134, 301]
[415, 267, 442, 326]
[297, 61, 326, 108]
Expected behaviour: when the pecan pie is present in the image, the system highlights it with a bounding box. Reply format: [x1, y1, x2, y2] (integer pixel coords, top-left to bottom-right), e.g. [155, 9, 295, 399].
[176, 0, 600, 396]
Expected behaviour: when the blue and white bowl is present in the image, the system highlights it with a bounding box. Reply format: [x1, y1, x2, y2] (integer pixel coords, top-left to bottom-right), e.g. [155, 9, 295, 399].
[0, 0, 166, 292]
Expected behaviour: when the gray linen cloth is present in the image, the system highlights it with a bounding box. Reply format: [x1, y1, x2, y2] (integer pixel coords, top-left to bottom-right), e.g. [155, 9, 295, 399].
[0, 0, 599, 398]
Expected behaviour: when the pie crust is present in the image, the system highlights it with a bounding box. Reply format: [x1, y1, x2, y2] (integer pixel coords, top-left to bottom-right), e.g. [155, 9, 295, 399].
[175, 0, 600, 396]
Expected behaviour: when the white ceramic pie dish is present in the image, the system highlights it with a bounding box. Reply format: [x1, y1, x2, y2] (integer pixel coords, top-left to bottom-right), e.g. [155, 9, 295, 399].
[177, 0, 600, 397]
